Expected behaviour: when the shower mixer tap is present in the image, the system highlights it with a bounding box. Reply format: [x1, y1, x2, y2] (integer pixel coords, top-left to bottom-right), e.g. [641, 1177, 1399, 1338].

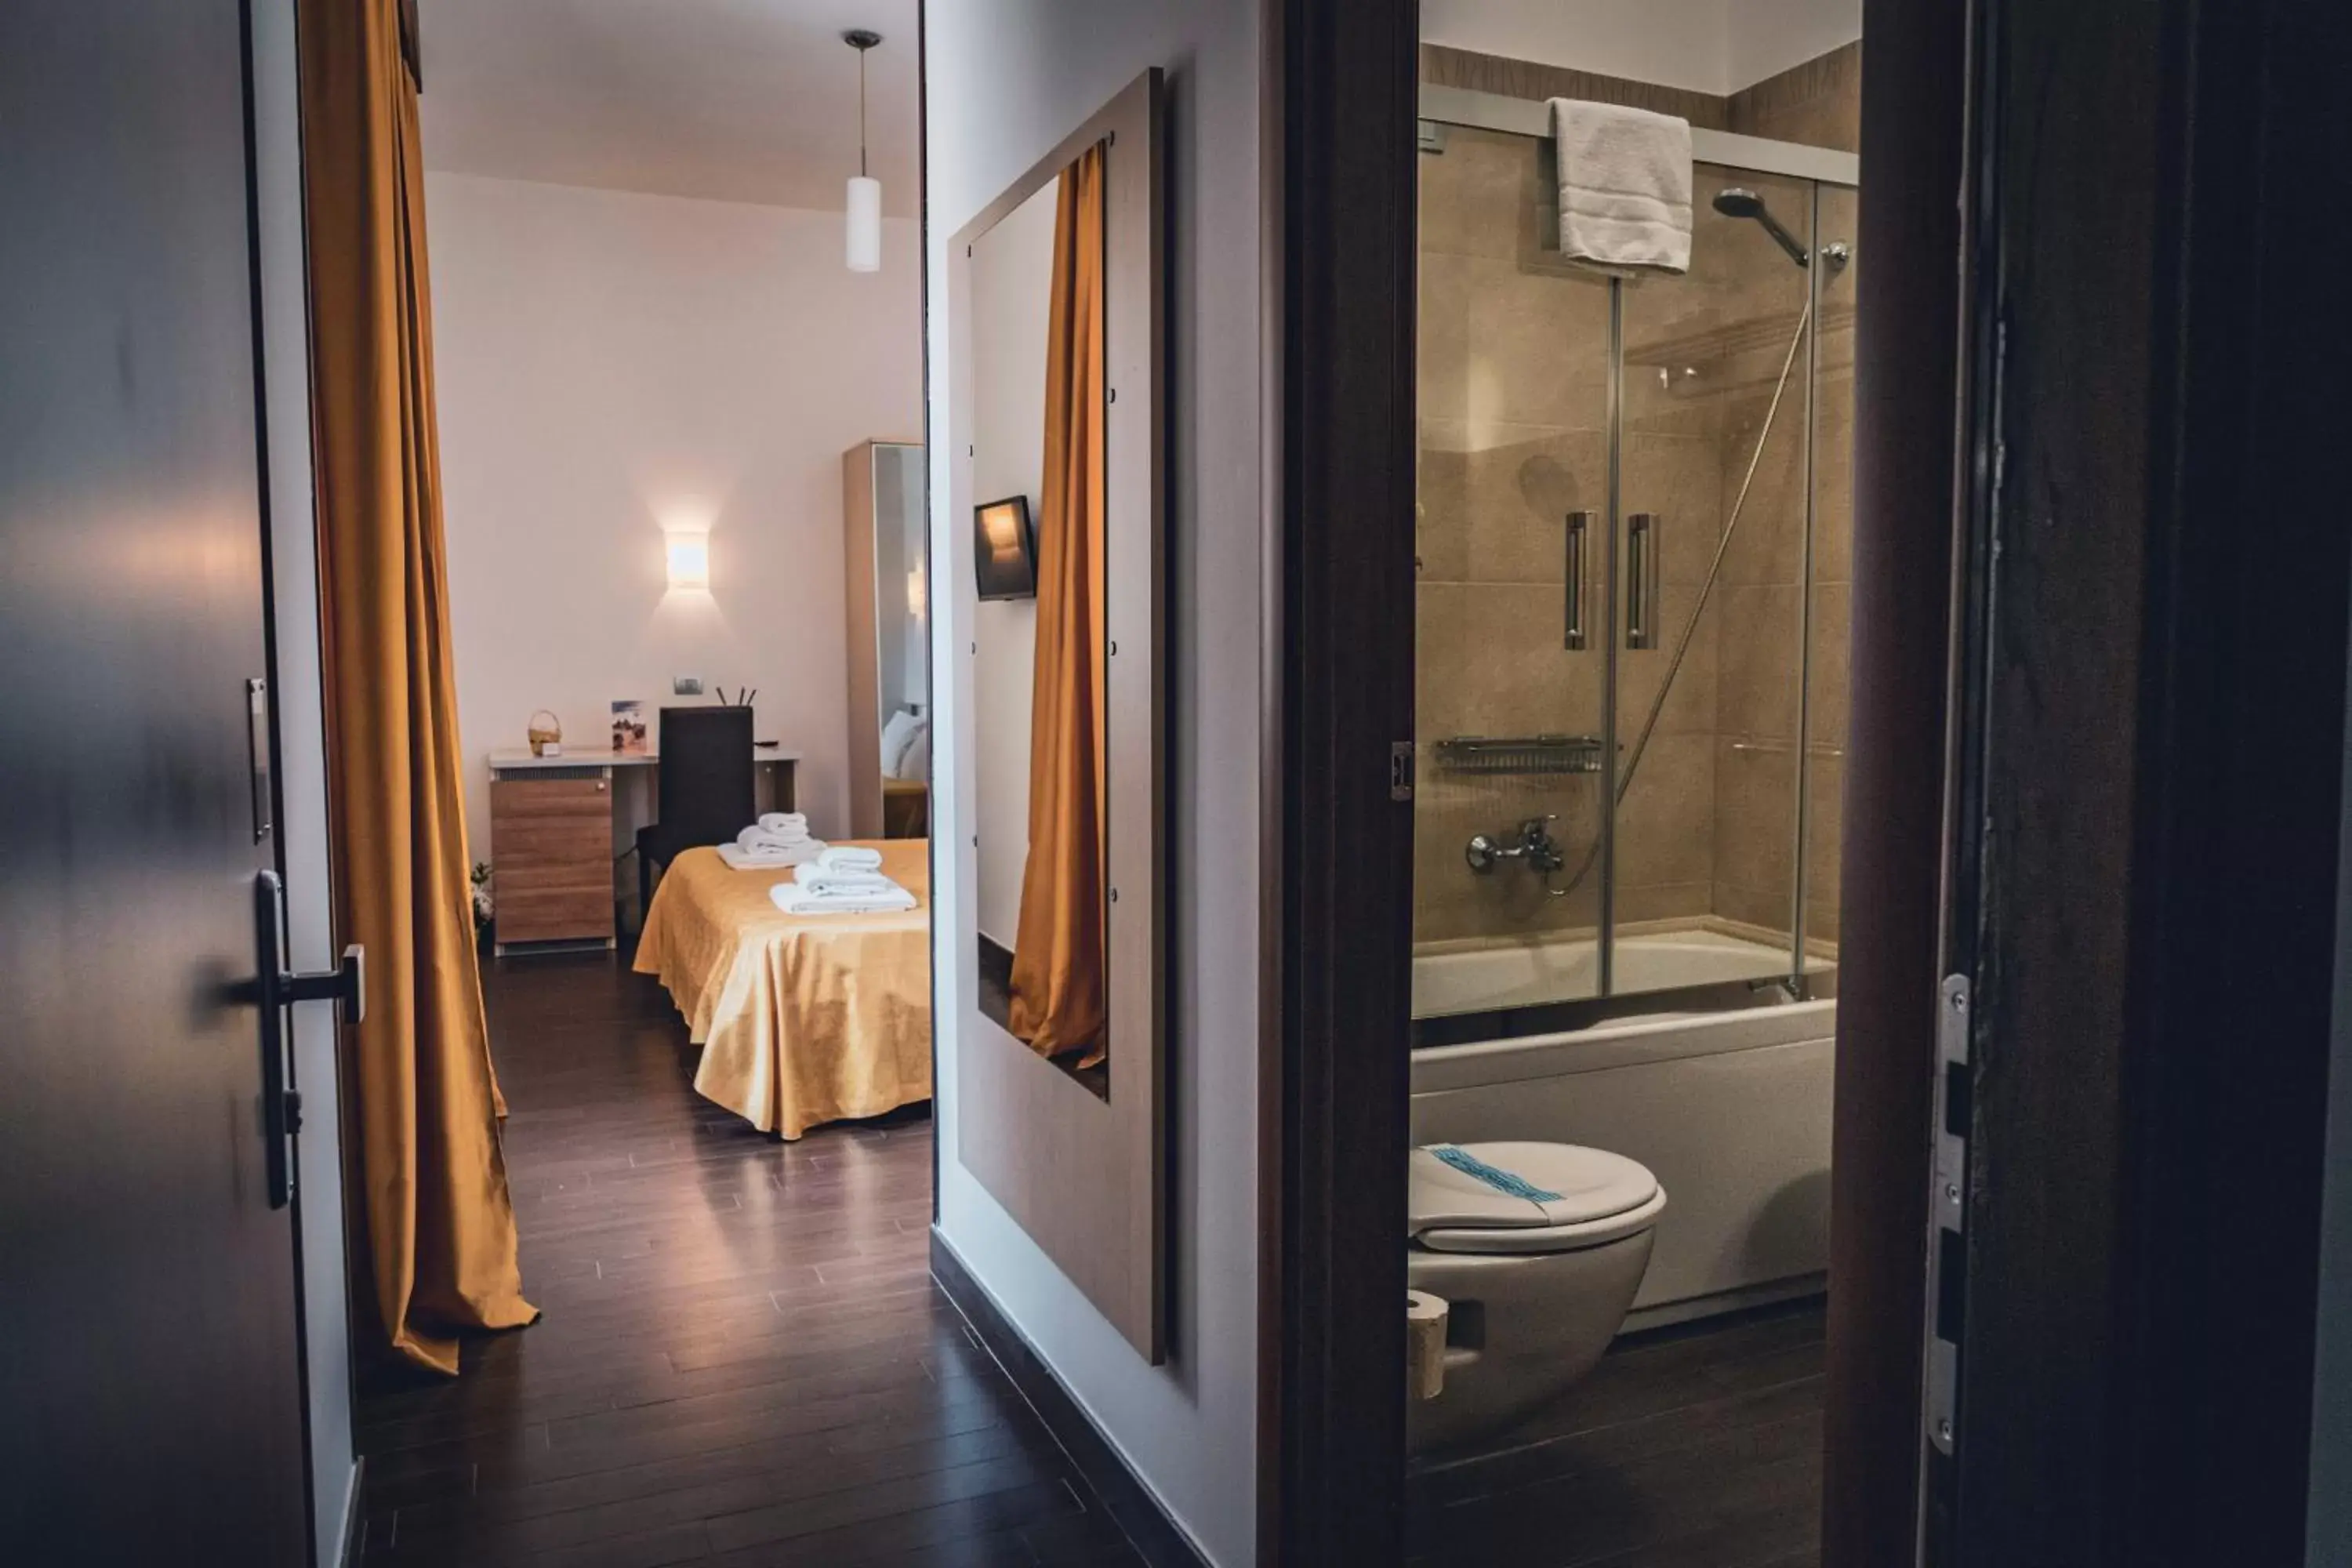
[1466, 816, 1566, 877]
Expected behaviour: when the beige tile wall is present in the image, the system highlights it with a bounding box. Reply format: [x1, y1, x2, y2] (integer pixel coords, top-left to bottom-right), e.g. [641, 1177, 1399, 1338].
[1420, 42, 1730, 129]
[1727, 42, 1863, 156]
[1414, 53, 1860, 956]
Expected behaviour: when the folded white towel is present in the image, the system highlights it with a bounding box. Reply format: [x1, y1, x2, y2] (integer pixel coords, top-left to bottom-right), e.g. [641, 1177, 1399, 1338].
[1548, 99, 1692, 274]
[770, 880, 916, 916]
[817, 844, 884, 873]
[716, 839, 825, 870]
[759, 811, 808, 834]
[794, 863, 890, 897]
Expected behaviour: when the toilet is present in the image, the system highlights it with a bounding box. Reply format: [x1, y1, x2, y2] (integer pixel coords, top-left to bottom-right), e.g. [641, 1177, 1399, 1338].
[1407, 1141, 1667, 1454]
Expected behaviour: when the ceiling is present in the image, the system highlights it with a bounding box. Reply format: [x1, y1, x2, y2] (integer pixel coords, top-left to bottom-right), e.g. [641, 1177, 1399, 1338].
[418, 0, 920, 214]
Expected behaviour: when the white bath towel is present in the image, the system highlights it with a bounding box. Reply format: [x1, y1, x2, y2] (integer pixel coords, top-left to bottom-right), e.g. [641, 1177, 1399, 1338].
[717, 839, 825, 870]
[816, 844, 884, 873]
[739, 813, 811, 852]
[1548, 99, 1692, 274]
[793, 862, 890, 897]
[770, 880, 916, 916]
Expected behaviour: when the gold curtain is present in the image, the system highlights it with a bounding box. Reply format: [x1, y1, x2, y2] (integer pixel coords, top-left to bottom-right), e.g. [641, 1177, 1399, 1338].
[299, 0, 536, 1376]
[1008, 146, 1110, 1063]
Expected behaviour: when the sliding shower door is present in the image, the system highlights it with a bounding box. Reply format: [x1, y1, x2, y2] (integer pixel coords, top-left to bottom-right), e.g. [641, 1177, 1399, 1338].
[1606, 166, 1817, 1002]
[1414, 123, 1613, 1011]
[1412, 110, 1857, 1032]
[1806, 181, 1859, 967]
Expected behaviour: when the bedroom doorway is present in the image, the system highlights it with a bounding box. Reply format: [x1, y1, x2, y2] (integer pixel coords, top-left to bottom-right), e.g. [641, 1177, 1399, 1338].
[321, 3, 1112, 1558]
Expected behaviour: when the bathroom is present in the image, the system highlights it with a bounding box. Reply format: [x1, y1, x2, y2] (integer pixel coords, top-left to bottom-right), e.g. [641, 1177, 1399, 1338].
[1405, 1, 1860, 1557]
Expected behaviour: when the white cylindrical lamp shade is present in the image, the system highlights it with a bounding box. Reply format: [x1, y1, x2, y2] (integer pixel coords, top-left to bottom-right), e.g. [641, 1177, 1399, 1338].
[846, 176, 883, 272]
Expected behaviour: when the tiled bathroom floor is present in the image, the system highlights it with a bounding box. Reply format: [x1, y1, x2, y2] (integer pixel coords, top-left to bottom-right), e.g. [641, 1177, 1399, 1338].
[1405, 1298, 1827, 1568]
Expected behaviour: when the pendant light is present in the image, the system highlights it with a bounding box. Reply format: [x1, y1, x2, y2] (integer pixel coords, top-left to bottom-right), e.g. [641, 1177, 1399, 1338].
[843, 29, 883, 274]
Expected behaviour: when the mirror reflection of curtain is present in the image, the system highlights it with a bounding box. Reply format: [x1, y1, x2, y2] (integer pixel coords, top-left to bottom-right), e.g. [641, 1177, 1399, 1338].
[1007, 144, 1108, 1065]
[300, 0, 536, 1374]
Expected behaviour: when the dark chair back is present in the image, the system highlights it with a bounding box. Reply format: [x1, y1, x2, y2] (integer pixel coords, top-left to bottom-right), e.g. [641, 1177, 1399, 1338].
[653, 706, 755, 852]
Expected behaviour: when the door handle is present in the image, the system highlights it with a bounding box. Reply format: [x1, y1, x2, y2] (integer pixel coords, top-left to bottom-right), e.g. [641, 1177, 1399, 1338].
[249, 871, 365, 1208]
[1625, 513, 1660, 649]
[1563, 512, 1591, 649]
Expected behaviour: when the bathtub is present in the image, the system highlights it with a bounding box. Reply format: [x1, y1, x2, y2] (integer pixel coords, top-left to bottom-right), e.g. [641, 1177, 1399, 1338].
[1411, 932, 1835, 1327]
[1413, 927, 1828, 1018]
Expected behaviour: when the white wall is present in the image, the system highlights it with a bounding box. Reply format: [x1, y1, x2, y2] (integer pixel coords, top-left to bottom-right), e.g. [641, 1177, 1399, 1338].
[1422, 0, 1730, 93]
[969, 182, 1058, 946]
[927, 2, 1268, 1563]
[1419, 0, 1860, 96]
[1722, 0, 1864, 89]
[423, 172, 922, 850]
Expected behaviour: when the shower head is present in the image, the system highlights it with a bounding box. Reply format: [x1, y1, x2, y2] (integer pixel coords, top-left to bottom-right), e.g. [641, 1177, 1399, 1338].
[1711, 187, 1810, 269]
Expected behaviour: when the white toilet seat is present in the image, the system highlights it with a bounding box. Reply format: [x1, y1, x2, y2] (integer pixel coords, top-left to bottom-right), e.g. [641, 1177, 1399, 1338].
[1417, 1185, 1668, 1254]
[1409, 1141, 1667, 1255]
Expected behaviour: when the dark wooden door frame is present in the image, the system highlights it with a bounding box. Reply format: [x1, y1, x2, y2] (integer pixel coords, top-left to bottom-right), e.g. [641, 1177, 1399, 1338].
[1818, 1, 1969, 1564]
[1936, 0, 2352, 1562]
[1263, 0, 1420, 1561]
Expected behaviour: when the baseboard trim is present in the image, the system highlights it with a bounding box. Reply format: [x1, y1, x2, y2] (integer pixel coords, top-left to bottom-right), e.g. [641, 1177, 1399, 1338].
[930, 1231, 1211, 1568]
[337, 1456, 365, 1568]
[1619, 1273, 1828, 1335]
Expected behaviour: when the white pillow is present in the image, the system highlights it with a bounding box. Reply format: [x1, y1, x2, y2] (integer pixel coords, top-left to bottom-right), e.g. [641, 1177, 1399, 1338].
[879, 709, 921, 776]
[895, 721, 931, 782]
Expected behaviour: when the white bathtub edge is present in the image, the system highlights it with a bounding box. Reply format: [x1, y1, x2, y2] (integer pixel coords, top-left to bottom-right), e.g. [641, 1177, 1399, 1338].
[1413, 997, 1838, 1094]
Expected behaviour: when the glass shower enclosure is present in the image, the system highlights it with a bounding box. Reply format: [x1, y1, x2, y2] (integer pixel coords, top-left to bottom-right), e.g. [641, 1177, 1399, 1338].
[1412, 88, 1858, 1041]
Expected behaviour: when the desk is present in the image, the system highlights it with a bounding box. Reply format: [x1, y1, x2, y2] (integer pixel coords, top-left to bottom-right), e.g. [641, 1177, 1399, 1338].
[485, 746, 800, 953]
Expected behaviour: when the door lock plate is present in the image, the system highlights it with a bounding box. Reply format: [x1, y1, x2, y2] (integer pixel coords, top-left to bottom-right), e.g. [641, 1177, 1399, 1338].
[1926, 972, 1972, 1457]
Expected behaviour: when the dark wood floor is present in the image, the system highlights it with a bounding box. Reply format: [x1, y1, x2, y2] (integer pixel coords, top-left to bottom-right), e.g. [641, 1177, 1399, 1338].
[1406, 1298, 1828, 1568]
[354, 949, 1145, 1567]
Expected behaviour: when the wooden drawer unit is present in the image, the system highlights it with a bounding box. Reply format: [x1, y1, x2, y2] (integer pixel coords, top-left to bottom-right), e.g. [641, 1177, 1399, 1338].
[489, 771, 615, 949]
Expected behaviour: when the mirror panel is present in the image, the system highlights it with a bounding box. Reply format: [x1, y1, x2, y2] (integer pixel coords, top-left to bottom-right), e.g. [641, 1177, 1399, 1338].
[949, 68, 1164, 1361]
[969, 175, 1103, 1086]
[844, 440, 930, 840]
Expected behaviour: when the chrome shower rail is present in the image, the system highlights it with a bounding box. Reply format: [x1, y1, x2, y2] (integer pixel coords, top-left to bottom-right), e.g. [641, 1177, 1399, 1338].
[1416, 84, 1861, 189]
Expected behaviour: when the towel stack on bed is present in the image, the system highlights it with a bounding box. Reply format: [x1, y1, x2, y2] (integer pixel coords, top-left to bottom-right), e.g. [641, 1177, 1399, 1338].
[717, 812, 827, 869]
[769, 844, 917, 915]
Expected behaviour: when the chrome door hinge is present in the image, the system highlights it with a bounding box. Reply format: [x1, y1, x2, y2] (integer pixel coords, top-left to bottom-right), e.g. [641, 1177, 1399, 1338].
[1925, 972, 1972, 1457]
[1389, 741, 1416, 802]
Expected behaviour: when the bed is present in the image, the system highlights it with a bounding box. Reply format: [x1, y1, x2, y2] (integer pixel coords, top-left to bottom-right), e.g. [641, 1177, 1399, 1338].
[633, 839, 931, 1138]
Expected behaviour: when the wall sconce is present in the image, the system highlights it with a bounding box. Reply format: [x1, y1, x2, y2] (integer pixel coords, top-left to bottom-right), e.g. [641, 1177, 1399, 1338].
[906, 563, 927, 620]
[666, 531, 710, 592]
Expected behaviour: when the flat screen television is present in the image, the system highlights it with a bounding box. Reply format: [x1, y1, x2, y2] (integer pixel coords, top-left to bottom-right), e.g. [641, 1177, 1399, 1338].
[973, 495, 1039, 601]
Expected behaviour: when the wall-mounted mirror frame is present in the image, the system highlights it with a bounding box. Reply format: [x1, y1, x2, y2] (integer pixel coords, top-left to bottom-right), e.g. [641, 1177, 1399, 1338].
[843, 439, 930, 841]
[947, 67, 1167, 1362]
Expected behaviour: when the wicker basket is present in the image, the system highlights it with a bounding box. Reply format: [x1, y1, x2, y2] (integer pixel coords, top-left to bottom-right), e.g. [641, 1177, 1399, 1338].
[527, 710, 564, 757]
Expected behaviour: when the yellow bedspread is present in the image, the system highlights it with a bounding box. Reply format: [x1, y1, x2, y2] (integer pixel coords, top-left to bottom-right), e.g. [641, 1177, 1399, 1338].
[633, 840, 931, 1138]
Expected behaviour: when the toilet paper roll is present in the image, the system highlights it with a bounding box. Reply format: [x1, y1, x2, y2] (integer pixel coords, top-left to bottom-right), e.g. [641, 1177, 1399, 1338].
[1406, 1289, 1450, 1402]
